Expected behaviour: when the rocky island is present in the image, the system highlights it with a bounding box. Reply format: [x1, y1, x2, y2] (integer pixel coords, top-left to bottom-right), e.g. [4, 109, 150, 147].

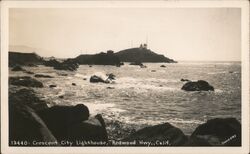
[115, 44, 177, 63]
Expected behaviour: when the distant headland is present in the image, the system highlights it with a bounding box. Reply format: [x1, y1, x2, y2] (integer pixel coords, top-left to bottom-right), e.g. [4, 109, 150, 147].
[9, 44, 177, 69]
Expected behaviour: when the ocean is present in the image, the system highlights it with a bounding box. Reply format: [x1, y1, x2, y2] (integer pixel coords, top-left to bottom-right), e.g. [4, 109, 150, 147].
[10, 61, 241, 137]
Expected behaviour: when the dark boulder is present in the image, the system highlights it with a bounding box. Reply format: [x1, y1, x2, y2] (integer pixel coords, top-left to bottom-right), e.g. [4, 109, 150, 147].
[90, 75, 105, 83]
[160, 65, 166, 68]
[186, 118, 241, 146]
[9, 103, 57, 145]
[34, 74, 54, 78]
[9, 88, 48, 111]
[122, 123, 188, 146]
[90, 74, 115, 84]
[72, 83, 76, 86]
[9, 76, 43, 88]
[106, 73, 116, 80]
[181, 80, 214, 91]
[181, 78, 190, 82]
[49, 85, 57, 88]
[44, 59, 79, 71]
[54, 62, 78, 71]
[68, 114, 108, 143]
[11, 65, 25, 71]
[37, 104, 89, 141]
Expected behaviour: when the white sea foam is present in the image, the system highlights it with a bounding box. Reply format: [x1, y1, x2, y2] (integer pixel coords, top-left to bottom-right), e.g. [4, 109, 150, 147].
[207, 71, 228, 75]
[106, 115, 205, 126]
[75, 102, 125, 115]
[215, 89, 223, 93]
[114, 77, 180, 91]
[91, 72, 108, 79]
[75, 73, 87, 78]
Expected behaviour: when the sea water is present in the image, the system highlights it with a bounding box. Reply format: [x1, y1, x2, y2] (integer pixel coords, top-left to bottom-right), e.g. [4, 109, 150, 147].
[11, 61, 241, 135]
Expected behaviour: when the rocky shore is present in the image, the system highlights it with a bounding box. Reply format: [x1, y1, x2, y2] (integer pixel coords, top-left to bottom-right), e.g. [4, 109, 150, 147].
[9, 74, 241, 146]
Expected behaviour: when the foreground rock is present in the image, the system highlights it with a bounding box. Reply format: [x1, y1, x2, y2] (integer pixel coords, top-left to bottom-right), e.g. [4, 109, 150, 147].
[34, 74, 54, 78]
[9, 76, 43, 88]
[49, 85, 57, 88]
[9, 88, 48, 111]
[181, 80, 214, 91]
[186, 118, 241, 146]
[37, 104, 89, 141]
[68, 114, 108, 143]
[122, 123, 188, 146]
[9, 103, 57, 144]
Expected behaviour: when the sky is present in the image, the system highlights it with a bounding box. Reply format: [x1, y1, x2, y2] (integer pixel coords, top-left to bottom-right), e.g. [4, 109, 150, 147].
[9, 8, 241, 61]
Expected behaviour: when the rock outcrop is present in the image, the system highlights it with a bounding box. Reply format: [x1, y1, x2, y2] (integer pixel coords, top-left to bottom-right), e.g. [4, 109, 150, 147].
[44, 59, 79, 71]
[9, 103, 57, 144]
[34, 74, 54, 78]
[90, 75, 106, 83]
[68, 114, 108, 143]
[90, 73, 116, 84]
[9, 51, 44, 67]
[186, 118, 241, 146]
[74, 51, 121, 66]
[122, 123, 188, 146]
[181, 80, 214, 91]
[37, 104, 90, 141]
[9, 76, 43, 88]
[9, 88, 48, 111]
[115, 47, 176, 63]
[106, 73, 116, 80]
[49, 85, 57, 88]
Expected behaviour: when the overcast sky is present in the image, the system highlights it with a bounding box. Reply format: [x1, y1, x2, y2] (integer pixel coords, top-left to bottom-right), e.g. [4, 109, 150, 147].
[9, 8, 241, 61]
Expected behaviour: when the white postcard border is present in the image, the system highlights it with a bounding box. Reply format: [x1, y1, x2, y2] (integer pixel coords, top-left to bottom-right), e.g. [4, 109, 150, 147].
[1, 1, 249, 154]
